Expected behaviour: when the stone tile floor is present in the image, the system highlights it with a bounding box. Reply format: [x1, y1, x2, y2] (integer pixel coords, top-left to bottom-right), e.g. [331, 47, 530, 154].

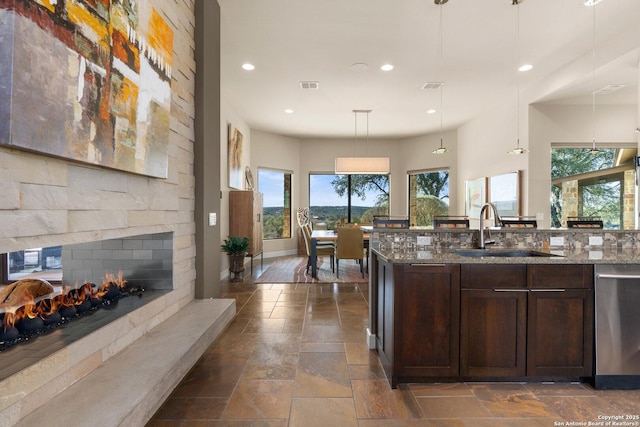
[147, 257, 640, 426]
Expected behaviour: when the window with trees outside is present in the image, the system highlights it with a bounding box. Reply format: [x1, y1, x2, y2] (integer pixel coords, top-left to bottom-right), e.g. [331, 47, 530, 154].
[551, 145, 637, 229]
[258, 168, 292, 240]
[309, 174, 389, 229]
[408, 169, 450, 227]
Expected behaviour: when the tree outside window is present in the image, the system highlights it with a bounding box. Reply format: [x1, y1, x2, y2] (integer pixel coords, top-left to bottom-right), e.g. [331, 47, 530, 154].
[408, 169, 450, 227]
[309, 174, 389, 229]
[551, 147, 637, 229]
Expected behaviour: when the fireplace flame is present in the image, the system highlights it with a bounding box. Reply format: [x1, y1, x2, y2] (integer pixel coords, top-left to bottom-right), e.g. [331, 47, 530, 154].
[1, 271, 129, 346]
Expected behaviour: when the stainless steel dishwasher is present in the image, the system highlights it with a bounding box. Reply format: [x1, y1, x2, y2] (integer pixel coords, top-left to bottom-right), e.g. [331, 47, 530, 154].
[595, 264, 640, 389]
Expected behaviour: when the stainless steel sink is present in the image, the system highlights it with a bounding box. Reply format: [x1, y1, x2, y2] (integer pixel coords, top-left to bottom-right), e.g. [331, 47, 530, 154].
[452, 249, 561, 258]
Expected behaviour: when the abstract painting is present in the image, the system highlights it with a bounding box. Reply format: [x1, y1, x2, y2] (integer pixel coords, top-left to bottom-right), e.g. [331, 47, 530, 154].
[228, 125, 243, 189]
[0, 0, 173, 178]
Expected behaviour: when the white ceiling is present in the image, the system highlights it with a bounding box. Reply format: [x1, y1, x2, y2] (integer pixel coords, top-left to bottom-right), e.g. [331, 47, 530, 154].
[219, 0, 640, 139]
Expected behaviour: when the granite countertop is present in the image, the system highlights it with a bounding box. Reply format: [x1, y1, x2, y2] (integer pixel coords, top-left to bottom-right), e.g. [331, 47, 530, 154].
[372, 247, 640, 265]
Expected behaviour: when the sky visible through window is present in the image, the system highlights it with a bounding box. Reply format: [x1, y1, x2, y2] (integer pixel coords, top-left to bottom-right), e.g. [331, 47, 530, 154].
[310, 174, 379, 207]
[258, 169, 284, 207]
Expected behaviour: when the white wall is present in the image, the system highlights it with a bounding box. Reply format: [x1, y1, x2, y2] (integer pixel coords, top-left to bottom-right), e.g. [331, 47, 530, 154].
[456, 99, 530, 224]
[251, 129, 301, 257]
[397, 130, 459, 216]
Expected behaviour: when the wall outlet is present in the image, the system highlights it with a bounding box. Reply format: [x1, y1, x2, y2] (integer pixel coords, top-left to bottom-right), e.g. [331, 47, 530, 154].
[549, 236, 564, 247]
[208, 212, 216, 226]
[589, 236, 603, 246]
[417, 236, 432, 246]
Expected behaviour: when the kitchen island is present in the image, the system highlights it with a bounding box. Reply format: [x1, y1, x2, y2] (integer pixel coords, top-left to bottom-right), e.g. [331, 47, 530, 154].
[368, 231, 640, 388]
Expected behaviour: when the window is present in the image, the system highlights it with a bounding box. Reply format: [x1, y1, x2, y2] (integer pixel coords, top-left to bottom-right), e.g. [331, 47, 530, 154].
[309, 173, 389, 229]
[408, 169, 450, 227]
[258, 168, 292, 240]
[551, 146, 637, 229]
[2, 246, 63, 283]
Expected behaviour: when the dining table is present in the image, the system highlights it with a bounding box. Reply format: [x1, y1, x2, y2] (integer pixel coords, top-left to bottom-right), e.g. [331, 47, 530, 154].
[309, 228, 370, 278]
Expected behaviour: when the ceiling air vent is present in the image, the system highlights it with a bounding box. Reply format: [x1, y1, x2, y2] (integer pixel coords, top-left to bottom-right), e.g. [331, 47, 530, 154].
[592, 84, 626, 95]
[422, 82, 443, 90]
[300, 81, 320, 90]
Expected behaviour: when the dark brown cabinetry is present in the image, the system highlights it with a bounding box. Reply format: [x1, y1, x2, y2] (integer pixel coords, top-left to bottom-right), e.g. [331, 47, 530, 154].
[526, 265, 594, 377]
[460, 264, 594, 379]
[460, 264, 527, 377]
[375, 261, 460, 387]
[371, 253, 595, 387]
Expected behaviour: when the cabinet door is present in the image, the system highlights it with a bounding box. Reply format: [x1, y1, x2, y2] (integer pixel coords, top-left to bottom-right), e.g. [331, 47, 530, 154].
[252, 192, 263, 254]
[394, 264, 460, 378]
[460, 264, 527, 377]
[527, 288, 594, 377]
[375, 259, 395, 383]
[461, 289, 527, 377]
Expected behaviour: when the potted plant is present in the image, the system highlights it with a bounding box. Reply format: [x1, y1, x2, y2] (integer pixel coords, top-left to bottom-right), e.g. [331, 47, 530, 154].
[221, 236, 250, 281]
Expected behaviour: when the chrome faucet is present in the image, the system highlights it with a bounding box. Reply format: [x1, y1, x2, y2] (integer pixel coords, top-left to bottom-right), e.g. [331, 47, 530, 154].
[478, 202, 502, 249]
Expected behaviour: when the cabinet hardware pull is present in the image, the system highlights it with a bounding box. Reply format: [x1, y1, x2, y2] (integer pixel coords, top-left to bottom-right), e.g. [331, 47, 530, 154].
[409, 264, 447, 267]
[530, 289, 566, 292]
[596, 273, 640, 280]
[493, 289, 529, 292]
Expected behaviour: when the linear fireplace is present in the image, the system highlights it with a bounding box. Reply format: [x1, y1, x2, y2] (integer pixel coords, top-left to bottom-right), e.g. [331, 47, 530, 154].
[0, 232, 182, 424]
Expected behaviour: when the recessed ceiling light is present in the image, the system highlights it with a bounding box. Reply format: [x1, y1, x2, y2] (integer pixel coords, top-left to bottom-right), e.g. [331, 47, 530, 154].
[380, 64, 394, 71]
[242, 63, 255, 71]
[584, 0, 603, 6]
[427, 109, 437, 114]
[284, 109, 294, 114]
[518, 64, 533, 72]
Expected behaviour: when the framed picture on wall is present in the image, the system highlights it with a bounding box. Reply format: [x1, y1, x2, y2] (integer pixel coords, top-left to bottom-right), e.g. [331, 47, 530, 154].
[465, 177, 487, 218]
[228, 124, 244, 189]
[489, 171, 520, 217]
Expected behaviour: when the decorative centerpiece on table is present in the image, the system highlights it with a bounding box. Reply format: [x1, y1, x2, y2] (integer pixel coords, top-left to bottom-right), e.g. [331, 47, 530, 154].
[221, 236, 250, 281]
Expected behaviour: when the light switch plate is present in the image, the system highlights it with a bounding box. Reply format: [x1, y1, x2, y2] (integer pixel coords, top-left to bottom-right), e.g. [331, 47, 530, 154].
[549, 236, 564, 247]
[589, 236, 603, 246]
[208, 212, 216, 226]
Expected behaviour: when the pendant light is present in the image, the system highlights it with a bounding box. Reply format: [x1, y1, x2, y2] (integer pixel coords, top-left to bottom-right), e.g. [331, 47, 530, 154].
[335, 110, 390, 174]
[508, 0, 527, 155]
[432, 0, 449, 154]
[588, 0, 600, 155]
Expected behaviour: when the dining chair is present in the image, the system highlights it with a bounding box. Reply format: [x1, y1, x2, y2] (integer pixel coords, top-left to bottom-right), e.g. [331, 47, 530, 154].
[301, 224, 334, 274]
[335, 226, 365, 278]
[298, 207, 334, 251]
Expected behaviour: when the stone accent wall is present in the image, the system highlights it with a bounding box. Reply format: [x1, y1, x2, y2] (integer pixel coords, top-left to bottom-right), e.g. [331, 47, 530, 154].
[623, 169, 636, 229]
[561, 179, 579, 227]
[0, 1, 198, 424]
[0, 0, 195, 295]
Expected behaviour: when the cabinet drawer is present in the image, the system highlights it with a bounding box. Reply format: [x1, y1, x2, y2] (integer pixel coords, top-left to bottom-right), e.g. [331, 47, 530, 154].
[461, 264, 526, 289]
[527, 264, 594, 289]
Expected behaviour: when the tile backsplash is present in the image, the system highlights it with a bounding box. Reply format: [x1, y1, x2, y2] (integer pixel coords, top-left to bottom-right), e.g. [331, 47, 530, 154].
[372, 228, 640, 252]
